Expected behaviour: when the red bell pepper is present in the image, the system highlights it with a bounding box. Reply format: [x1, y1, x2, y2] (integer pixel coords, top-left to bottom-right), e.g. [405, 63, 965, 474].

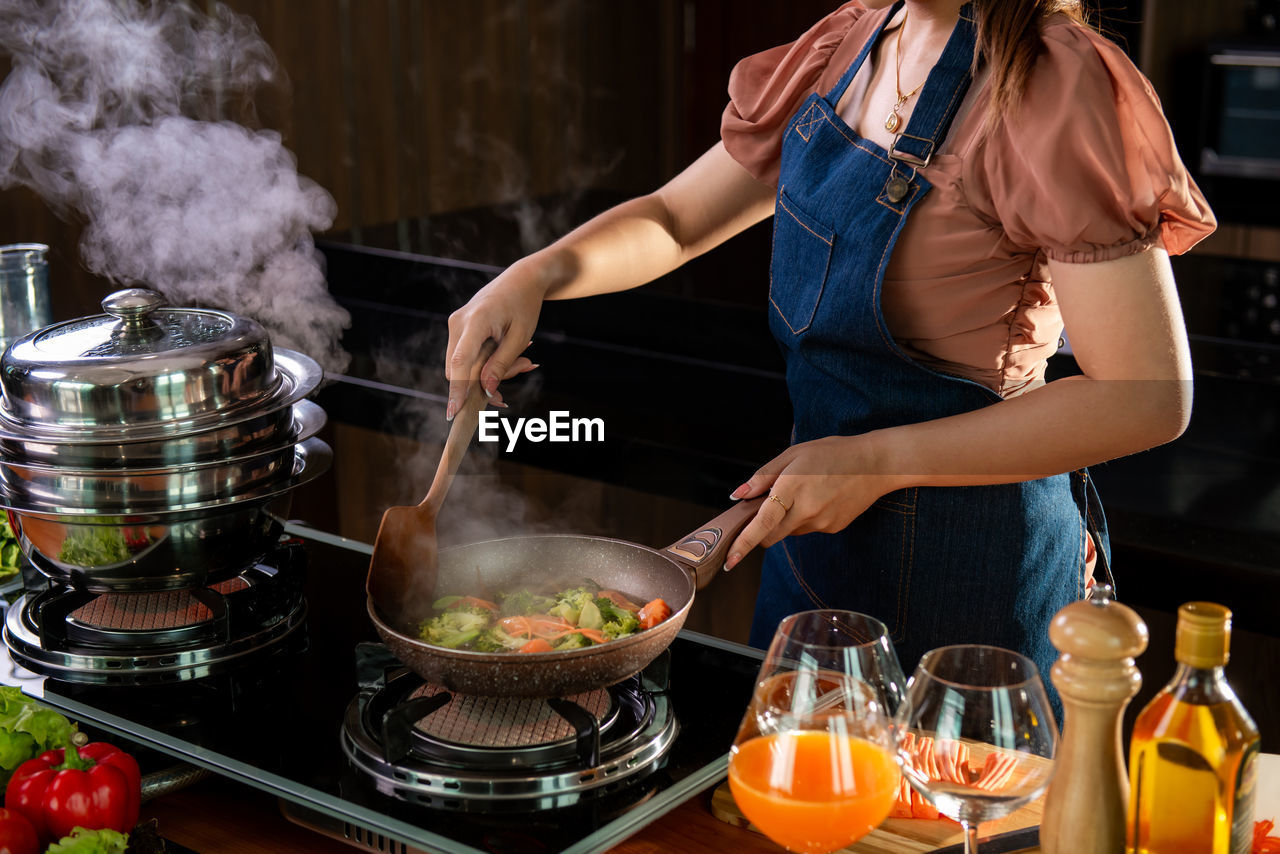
[4, 742, 140, 844]
[0, 808, 38, 854]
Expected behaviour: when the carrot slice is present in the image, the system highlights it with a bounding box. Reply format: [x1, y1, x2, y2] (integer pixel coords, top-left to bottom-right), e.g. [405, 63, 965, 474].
[546, 627, 610, 644]
[499, 616, 533, 638]
[527, 615, 575, 633]
[499, 615, 576, 639]
[1256, 819, 1280, 854]
[637, 598, 672, 630]
[519, 638, 554, 653]
[890, 774, 914, 818]
[910, 787, 939, 820]
[973, 752, 1018, 791]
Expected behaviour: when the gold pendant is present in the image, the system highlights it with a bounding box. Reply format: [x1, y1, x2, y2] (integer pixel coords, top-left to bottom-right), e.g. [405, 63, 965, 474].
[884, 109, 900, 133]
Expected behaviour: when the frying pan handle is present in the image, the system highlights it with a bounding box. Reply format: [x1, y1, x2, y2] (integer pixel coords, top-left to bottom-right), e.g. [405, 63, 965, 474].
[662, 497, 764, 590]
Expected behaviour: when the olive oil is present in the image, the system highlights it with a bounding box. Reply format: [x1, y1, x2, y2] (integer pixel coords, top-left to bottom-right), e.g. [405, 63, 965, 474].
[1127, 602, 1260, 854]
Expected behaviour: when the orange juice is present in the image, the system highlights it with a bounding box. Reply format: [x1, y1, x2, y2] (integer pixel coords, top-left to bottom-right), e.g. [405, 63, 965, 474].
[728, 730, 900, 853]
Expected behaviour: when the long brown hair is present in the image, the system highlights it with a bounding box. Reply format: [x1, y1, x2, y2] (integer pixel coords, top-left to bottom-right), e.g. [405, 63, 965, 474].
[970, 0, 1090, 118]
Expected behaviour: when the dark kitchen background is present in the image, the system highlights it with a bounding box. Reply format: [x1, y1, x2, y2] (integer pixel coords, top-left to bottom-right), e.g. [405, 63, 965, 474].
[1, 1, 1278, 745]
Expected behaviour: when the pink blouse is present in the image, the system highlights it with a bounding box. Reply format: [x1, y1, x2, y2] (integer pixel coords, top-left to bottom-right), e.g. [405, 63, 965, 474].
[722, 3, 1216, 396]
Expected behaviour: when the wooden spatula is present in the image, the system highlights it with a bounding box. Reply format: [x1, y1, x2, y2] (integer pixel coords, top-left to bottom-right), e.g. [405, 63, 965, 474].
[366, 377, 491, 629]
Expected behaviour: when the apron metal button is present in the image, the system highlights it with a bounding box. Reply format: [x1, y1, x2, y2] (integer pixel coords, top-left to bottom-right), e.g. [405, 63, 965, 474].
[885, 176, 910, 203]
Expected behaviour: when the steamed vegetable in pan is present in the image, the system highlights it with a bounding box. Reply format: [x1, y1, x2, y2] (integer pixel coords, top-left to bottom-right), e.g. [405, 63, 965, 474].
[418, 583, 672, 653]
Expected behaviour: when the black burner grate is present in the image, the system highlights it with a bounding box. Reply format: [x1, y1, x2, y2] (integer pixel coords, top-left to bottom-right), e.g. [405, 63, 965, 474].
[68, 577, 250, 632]
[409, 684, 611, 748]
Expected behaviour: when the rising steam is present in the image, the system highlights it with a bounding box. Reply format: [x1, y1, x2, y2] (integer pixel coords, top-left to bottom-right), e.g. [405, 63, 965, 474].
[0, 0, 350, 372]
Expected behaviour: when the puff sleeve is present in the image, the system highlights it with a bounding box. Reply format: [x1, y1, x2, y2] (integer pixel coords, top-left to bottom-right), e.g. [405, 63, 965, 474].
[721, 3, 870, 185]
[976, 19, 1216, 262]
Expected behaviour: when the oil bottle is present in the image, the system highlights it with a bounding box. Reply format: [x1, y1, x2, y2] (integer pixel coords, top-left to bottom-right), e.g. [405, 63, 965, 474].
[1127, 601, 1260, 854]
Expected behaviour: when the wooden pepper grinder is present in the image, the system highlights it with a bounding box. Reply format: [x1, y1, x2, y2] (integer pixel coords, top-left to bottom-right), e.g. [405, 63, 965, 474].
[1040, 586, 1148, 854]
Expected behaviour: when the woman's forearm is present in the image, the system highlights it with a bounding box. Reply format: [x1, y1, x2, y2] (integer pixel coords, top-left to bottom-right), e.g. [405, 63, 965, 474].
[523, 194, 694, 301]
[523, 142, 776, 301]
[871, 373, 1192, 488]
[875, 247, 1193, 488]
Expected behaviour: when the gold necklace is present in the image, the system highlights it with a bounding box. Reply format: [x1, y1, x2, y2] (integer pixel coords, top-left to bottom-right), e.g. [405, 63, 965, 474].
[884, 12, 926, 133]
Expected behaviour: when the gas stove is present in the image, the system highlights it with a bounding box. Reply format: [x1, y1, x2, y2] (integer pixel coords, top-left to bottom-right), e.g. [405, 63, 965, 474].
[3, 542, 307, 684]
[0, 525, 764, 854]
[340, 643, 678, 812]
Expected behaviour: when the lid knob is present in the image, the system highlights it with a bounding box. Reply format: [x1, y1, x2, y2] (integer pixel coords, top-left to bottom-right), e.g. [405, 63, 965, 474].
[102, 289, 166, 337]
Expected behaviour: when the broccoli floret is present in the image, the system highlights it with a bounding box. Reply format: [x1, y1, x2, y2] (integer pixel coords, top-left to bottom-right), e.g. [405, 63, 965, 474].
[602, 612, 640, 640]
[452, 602, 496, 618]
[485, 625, 531, 651]
[471, 628, 522, 652]
[551, 587, 599, 625]
[419, 610, 491, 648]
[499, 590, 557, 617]
[553, 632, 593, 650]
[593, 597, 632, 625]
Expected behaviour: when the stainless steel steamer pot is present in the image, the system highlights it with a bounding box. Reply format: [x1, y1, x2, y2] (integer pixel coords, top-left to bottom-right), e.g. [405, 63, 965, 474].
[6, 439, 331, 592]
[0, 289, 331, 592]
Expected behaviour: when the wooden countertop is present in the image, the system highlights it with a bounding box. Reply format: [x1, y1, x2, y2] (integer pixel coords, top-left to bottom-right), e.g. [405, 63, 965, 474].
[140, 776, 791, 854]
[140, 775, 1041, 854]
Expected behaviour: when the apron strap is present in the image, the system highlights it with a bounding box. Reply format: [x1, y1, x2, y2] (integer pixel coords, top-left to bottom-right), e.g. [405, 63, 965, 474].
[889, 3, 978, 169]
[825, 1, 904, 106]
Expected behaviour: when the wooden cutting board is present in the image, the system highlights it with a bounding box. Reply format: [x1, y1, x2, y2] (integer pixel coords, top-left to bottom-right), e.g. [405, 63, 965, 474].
[710, 780, 1044, 854]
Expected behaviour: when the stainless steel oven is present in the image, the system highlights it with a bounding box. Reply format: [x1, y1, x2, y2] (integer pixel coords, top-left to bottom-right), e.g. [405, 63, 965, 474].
[1186, 43, 1280, 225]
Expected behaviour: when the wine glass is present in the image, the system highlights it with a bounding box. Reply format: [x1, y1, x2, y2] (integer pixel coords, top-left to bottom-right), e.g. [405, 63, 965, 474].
[728, 610, 908, 853]
[895, 644, 1059, 854]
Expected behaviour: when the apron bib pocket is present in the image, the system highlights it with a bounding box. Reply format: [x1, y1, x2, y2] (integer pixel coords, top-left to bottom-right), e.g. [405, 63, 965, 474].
[770, 187, 835, 335]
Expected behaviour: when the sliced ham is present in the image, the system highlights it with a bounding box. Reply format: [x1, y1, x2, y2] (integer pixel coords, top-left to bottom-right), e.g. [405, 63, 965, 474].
[892, 734, 1020, 820]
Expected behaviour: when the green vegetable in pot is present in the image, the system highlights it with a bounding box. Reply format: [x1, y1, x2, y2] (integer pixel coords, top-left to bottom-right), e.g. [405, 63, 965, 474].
[0, 688, 76, 788]
[601, 612, 640, 640]
[417, 582, 660, 652]
[553, 632, 593, 650]
[549, 587, 599, 625]
[497, 590, 556, 617]
[419, 610, 489, 649]
[44, 826, 129, 854]
[0, 516, 22, 581]
[56, 528, 131, 568]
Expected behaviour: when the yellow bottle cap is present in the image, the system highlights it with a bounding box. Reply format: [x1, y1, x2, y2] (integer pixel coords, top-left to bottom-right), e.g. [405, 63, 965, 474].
[1175, 601, 1231, 668]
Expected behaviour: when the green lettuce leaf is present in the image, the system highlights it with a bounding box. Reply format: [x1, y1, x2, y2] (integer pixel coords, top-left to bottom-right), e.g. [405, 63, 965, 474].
[0, 686, 76, 783]
[46, 827, 130, 854]
[57, 527, 131, 567]
[0, 515, 21, 579]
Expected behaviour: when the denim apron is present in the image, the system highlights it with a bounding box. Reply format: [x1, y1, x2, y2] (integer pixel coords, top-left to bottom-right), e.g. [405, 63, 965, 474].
[751, 2, 1111, 695]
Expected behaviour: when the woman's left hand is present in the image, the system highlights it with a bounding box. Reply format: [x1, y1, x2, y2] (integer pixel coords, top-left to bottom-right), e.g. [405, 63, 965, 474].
[723, 435, 903, 570]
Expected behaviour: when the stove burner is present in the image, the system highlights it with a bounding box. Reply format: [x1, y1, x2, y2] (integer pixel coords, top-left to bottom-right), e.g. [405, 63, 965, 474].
[409, 683, 613, 748]
[68, 577, 248, 631]
[2, 543, 306, 684]
[342, 652, 678, 812]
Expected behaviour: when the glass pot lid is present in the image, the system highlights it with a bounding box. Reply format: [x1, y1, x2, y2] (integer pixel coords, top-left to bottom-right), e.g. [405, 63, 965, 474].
[0, 288, 279, 433]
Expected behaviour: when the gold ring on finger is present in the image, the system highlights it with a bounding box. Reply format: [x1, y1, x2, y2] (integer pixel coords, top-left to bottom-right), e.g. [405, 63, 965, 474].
[767, 494, 792, 513]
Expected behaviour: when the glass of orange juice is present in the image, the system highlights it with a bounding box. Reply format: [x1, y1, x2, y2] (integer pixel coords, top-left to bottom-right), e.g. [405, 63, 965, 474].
[728, 610, 907, 853]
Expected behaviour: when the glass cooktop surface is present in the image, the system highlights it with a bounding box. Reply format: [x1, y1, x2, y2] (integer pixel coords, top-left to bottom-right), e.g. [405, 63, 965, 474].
[0, 526, 764, 854]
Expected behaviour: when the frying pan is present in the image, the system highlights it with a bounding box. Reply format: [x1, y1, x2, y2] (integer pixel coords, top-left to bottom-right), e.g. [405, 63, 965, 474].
[366, 497, 762, 698]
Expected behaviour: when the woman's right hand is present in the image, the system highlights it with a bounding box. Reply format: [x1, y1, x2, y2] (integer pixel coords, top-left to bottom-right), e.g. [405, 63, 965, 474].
[443, 259, 547, 420]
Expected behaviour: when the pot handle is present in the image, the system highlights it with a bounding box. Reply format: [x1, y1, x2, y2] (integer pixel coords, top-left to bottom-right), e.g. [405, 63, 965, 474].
[662, 497, 764, 590]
